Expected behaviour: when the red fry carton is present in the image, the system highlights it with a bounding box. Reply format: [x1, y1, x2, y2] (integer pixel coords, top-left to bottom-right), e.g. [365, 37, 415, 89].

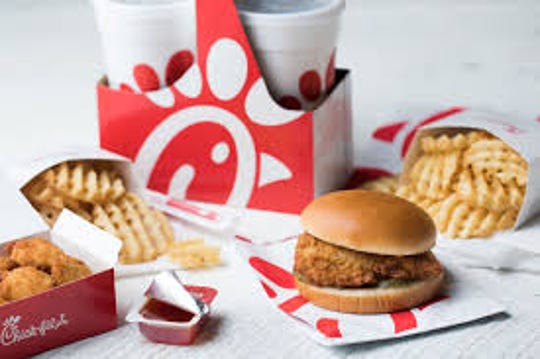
[97, 0, 353, 214]
[0, 174, 121, 358]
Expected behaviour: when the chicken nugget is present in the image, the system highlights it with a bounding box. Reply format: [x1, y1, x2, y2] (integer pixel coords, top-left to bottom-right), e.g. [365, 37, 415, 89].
[0, 267, 53, 301]
[9, 238, 64, 270]
[0, 257, 18, 271]
[51, 255, 92, 286]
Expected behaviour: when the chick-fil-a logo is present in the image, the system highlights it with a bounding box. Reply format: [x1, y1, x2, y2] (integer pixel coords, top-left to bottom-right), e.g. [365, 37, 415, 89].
[1, 314, 69, 346]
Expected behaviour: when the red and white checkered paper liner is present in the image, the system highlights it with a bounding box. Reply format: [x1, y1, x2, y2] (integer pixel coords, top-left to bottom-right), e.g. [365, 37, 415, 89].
[235, 235, 505, 346]
[352, 107, 540, 272]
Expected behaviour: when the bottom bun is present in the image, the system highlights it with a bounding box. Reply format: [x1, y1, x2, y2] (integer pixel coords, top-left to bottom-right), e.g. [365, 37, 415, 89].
[295, 273, 444, 314]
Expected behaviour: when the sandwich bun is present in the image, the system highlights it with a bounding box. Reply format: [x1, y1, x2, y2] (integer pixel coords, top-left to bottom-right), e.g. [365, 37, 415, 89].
[295, 273, 444, 314]
[300, 190, 437, 256]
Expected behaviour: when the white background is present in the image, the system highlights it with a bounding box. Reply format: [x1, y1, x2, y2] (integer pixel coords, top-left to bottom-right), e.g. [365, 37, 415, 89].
[2, 0, 540, 163]
[1, 0, 540, 358]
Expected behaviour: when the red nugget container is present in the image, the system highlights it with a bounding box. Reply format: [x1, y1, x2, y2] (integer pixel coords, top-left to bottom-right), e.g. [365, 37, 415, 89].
[0, 180, 122, 358]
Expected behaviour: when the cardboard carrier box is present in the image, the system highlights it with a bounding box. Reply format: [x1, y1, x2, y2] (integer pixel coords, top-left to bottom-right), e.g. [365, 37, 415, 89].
[97, 0, 353, 214]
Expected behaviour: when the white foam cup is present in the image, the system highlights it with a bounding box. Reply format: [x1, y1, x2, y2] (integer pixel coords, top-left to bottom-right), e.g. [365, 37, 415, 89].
[236, 0, 345, 110]
[92, 0, 196, 91]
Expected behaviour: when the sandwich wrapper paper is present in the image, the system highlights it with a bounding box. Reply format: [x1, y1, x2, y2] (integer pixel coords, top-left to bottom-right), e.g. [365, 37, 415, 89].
[357, 108, 540, 272]
[235, 235, 505, 347]
[5, 146, 234, 278]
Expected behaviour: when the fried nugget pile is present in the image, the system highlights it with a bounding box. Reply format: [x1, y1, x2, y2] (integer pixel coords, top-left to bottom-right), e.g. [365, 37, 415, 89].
[360, 131, 527, 239]
[0, 238, 91, 304]
[22, 161, 174, 264]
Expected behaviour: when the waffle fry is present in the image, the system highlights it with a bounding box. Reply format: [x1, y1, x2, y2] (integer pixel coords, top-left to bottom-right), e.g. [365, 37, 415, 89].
[166, 239, 221, 269]
[465, 139, 528, 186]
[44, 162, 126, 204]
[421, 131, 491, 154]
[23, 178, 65, 209]
[409, 152, 461, 199]
[122, 194, 174, 254]
[92, 193, 174, 264]
[35, 205, 62, 227]
[359, 176, 399, 194]
[456, 169, 524, 212]
[398, 130, 526, 239]
[67, 203, 93, 222]
[22, 161, 176, 264]
[432, 194, 516, 238]
[29, 197, 92, 226]
[395, 185, 440, 213]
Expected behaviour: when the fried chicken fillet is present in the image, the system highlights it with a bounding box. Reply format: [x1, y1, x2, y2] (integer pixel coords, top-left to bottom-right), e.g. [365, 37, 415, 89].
[294, 233, 443, 288]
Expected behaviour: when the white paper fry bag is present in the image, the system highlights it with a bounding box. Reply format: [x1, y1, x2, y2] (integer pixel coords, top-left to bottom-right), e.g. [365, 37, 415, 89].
[401, 110, 540, 228]
[2, 147, 182, 277]
[235, 235, 505, 346]
[355, 108, 540, 272]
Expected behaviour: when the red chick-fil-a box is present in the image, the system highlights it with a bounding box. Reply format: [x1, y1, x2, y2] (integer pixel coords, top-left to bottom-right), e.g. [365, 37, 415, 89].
[0, 175, 121, 358]
[97, 0, 353, 214]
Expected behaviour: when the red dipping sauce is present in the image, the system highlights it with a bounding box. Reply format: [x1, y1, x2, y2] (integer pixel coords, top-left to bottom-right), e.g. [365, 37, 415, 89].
[127, 281, 218, 346]
[141, 299, 195, 323]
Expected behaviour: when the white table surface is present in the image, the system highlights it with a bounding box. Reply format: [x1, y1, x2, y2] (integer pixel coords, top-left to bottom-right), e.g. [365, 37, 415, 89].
[1, 0, 540, 358]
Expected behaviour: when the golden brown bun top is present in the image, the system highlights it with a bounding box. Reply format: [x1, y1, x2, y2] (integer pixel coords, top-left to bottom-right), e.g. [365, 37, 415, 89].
[300, 190, 436, 255]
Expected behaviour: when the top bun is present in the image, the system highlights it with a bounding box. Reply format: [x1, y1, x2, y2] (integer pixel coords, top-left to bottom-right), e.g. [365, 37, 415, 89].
[300, 190, 436, 256]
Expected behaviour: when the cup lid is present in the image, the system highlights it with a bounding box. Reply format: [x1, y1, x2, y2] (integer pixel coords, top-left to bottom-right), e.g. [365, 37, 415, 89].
[93, 0, 193, 26]
[237, 0, 345, 26]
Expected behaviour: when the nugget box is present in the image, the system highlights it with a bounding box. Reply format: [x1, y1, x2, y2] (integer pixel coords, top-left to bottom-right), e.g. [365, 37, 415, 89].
[97, 0, 353, 214]
[0, 174, 121, 358]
